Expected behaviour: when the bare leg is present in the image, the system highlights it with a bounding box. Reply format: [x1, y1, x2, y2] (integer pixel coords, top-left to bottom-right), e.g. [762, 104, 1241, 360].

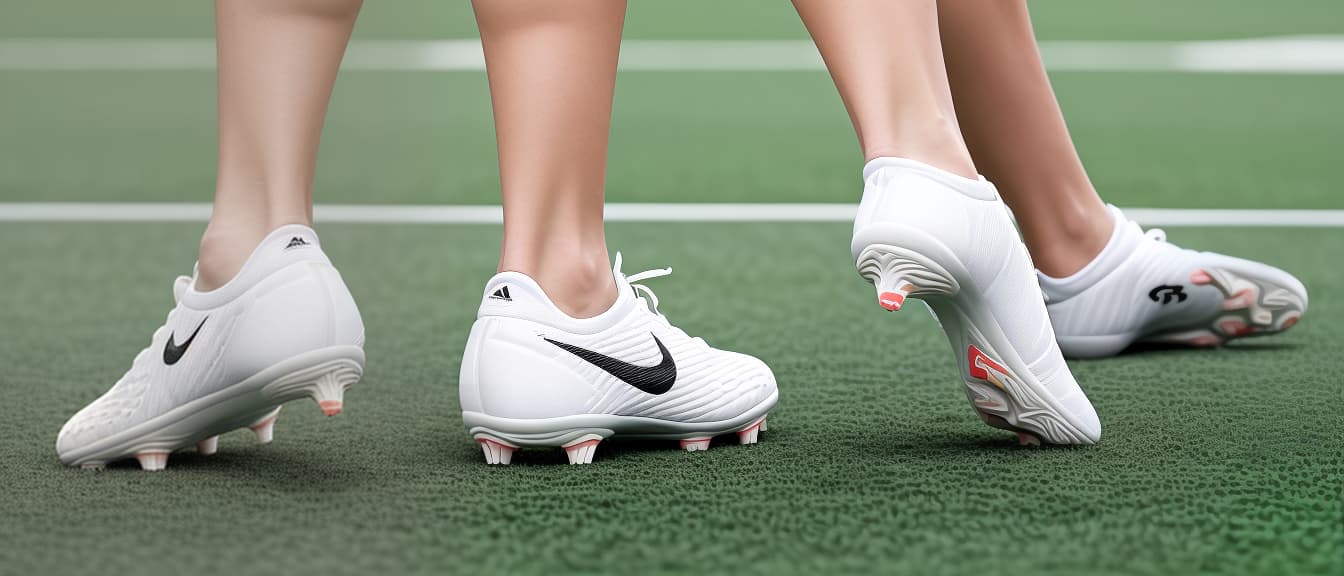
[199, 0, 362, 290]
[938, 0, 1111, 277]
[792, 0, 976, 178]
[473, 0, 624, 318]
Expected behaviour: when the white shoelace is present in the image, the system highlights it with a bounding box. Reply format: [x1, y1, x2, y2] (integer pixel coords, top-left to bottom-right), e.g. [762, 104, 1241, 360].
[613, 252, 705, 345]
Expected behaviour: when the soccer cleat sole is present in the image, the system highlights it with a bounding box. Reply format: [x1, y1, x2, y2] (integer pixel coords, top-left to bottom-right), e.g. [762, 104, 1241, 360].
[1142, 266, 1307, 348]
[465, 392, 776, 465]
[857, 241, 1099, 445]
[60, 345, 364, 470]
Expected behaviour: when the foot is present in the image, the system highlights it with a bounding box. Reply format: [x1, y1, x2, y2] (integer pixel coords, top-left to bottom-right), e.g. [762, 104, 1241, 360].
[852, 158, 1101, 445]
[1039, 206, 1308, 358]
[56, 225, 365, 470]
[459, 253, 778, 465]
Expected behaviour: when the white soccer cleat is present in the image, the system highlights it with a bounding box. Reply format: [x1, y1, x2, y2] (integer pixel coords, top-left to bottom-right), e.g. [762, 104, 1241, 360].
[1040, 206, 1308, 358]
[56, 225, 366, 470]
[852, 158, 1101, 445]
[459, 253, 779, 465]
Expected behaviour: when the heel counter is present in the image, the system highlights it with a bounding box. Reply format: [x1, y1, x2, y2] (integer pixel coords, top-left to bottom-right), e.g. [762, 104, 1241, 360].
[459, 318, 488, 413]
[319, 264, 365, 348]
[461, 316, 594, 420]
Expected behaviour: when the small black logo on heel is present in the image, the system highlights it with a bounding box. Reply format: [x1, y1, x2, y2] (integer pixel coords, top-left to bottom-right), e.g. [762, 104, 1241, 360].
[284, 237, 311, 250]
[489, 286, 512, 302]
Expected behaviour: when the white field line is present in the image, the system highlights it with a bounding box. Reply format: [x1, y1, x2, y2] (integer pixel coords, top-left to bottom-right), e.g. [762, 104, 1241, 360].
[1, 203, 1342, 227]
[2, 36, 1344, 73]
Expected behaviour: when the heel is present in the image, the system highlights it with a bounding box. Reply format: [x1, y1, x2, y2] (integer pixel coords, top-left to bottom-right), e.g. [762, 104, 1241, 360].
[856, 244, 960, 312]
[260, 350, 364, 416]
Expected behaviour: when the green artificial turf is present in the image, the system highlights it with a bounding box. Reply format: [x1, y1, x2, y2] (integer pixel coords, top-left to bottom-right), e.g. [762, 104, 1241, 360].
[2, 1, 1342, 574]
[0, 224, 1340, 575]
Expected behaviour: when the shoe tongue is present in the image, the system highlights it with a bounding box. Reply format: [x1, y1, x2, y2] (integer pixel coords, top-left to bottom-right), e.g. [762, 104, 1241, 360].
[173, 275, 192, 303]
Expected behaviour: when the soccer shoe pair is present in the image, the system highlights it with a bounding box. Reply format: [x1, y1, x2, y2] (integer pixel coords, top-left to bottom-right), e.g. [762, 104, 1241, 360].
[56, 227, 777, 469]
[854, 158, 1307, 446]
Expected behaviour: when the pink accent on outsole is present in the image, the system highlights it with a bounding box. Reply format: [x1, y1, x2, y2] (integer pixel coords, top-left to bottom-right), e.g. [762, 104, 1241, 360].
[878, 292, 906, 311]
[1282, 316, 1300, 329]
[1190, 269, 1213, 285]
[680, 437, 712, 452]
[1222, 288, 1256, 311]
[318, 400, 343, 417]
[478, 438, 517, 465]
[1219, 319, 1253, 337]
[737, 417, 766, 445]
[1186, 334, 1222, 347]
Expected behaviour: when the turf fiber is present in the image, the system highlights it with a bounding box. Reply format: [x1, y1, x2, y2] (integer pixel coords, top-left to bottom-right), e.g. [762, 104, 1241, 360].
[1, 1, 1342, 574]
[1, 225, 1340, 575]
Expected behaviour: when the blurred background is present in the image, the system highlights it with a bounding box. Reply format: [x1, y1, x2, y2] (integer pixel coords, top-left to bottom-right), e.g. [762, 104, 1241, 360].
[2, 0, 1342, 208]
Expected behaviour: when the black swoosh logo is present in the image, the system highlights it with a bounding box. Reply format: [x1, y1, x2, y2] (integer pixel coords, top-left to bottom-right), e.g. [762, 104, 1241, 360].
[544, 333, 676, 395]
[163, 318, 207, 366]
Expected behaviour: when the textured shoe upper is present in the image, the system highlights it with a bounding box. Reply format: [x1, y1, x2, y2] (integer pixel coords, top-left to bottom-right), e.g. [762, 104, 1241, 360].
[463, 254, 777, 423]
[56, 225, 359, 458]
[1040, 206, 1309, 343]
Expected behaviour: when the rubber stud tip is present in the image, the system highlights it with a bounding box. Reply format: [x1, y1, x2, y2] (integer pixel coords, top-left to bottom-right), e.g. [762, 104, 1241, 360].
[563, 437, 602, 465]
[196, 435, 219, 456]
[318, 400, 343, 417]
[135, 451, 170, 471]
[737, 417, 766, 445]
[1015, 432, 1042, 447]
[680, 438, 711, 452]
[877, 291, 906, 311]
[249, 407, 282, 444]
[1282, 315, 1300, 329]
[759, 417, 768, 432]
[478, 438, 517, 465]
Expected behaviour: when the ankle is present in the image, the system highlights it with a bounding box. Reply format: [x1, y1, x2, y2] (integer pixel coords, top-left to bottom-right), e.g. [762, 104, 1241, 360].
[196, 223, 267, 291]
[1025, 202, 1115, 278]
[863, 116, 977, 180]
[502, 252, 617, 319]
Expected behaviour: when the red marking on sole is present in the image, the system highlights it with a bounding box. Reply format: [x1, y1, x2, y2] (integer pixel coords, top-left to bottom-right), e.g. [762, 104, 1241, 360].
[478, 438, 514, 450]
[878, 292, 906, 311]
[967, 345, 1007, 383]
[1219, 319, 1254, 337]
[319, 400, 343, 417]
[1282, 316, 1300, 329]
[1190, 269, 1213, 285]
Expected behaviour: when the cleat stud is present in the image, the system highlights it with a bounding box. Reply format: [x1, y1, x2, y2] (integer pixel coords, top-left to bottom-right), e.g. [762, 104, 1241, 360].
[308, 372, 349, 416]
[1016, 432, 1042, 447]
[563, 434, 603, 465]
[477, 438, 517, 465]
[759, 417, 768, 432]
[1281, 315, 1300, 329]
[80, 462, 106, 471]
[679, 437, 712, 452]
[318, 400, 343, 417]
[737, 417, 766, 445]
[196, 436, 219, 456]
[876, 282, 915, 312]
[248, 407, 282, 444]
[135, 451, 170, 471]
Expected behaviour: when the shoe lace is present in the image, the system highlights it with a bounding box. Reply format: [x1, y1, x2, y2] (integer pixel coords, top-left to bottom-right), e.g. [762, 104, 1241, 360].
[614, 253, 705, 345]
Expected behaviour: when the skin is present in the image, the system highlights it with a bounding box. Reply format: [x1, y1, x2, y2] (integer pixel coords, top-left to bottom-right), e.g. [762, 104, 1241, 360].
[792, 0, 978, 180]
[937, 0, 1113, 277]
[473, 0, 626, 317]
[198, 0, 363, 291]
